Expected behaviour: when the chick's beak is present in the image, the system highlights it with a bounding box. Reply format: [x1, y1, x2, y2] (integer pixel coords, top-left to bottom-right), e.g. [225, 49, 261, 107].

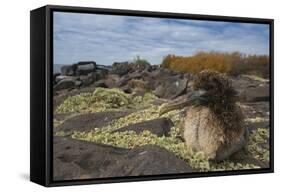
[159, 89, 207, 116]
[186, 89, 207, 102]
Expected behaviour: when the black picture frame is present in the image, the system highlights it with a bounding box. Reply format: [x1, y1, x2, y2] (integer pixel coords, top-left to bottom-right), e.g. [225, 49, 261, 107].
[30, 4, 274, 187]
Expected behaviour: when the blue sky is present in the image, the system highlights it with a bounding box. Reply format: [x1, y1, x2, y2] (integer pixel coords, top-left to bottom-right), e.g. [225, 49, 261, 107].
[54, 12, 270, 65]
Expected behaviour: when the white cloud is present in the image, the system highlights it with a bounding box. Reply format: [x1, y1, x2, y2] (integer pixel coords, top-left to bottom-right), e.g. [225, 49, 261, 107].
[54, 12, 270, 65]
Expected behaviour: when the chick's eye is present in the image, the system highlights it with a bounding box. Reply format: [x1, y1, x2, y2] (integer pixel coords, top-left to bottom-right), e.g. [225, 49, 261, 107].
[203, 84, 213, 91]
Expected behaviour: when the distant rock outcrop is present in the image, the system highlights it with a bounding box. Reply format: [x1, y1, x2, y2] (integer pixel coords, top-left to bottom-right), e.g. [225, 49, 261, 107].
[54, 61, 109, 91]
[54, 60, 270, 102]
[111, 61, 152, 76]
[54, 60, 193, 99]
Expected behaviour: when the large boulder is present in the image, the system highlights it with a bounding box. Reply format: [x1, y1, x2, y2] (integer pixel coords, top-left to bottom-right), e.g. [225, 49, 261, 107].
[91, 75, 117, 88]
[229, 153, 269, 168]
[239, 102, 270, 119]
[60, 61, 97, 76]
[53, 73, 60, 85]
[115, 71, 144, 87]
[75, 61, 96, 76]
[94, 68, 108, 80]
[61, 65, 76, 76]
[240, 85, 270, 102]
[55, 63, 109, 89]
[92, 80, 108, 88]
[103, 74, 120, 88]
[149, 68, 192, 98]
[246, 120, 269, 132]
[231, 75, 270, 102]
[109, 65, 191, 98]
[154, 77, 188, 99]
[127, 79, 149, 94]
[114, 118, 174, 137]
[111, 62, 133, 76]
[56, 111, 135, 134]
[77, 69, 108, 87]
[53, 136, 193, 180]
[55, 75, 72, 83]
[111, 62, 152, 76]
[53, 77, 77, 91]
[79, 73, 95, 86]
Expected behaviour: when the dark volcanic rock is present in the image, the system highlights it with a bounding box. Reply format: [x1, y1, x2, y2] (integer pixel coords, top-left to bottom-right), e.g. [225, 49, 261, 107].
[147, 68, 191, 99]
[53, 73, 60, 84]
[56, 111, 135, 134]
[231, 75, 270, 102]
[229, 152, 269, 168]
[121, 85, 133, 94]
[154, 77, 188, 99]
[240, 85, 270, 102]
[61, 65, 76, 76]
[116, 71, 144, 87]
[240, 102, 270, 119]
[111, 62, 152, 76]
[108, 65, 191, 99]
[54, 113, 74, 122]
[54, 77, 76, 91]
[75, 61, 96, 75]
[79, 73, 95, 86]
[127, 79, 150, 94]
[53, 94, 69, 110]
[246, 120, 270, 132]
[53, 136, 193, 180]
[103, 74, 120, 88]
[231, 156, 269, 168]
[111, 61, 133, 76]
[114, 118, 174, 137]
[94, 68, 108, 80]
[93, 79, 108, 88]
[59, 61, 108, 87]
[77, 69, 108, 87]
[55, 75, 73, 84]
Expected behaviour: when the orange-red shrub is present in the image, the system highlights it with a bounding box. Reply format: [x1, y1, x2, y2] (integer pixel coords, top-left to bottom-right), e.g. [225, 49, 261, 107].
[161, 51, 269, 77]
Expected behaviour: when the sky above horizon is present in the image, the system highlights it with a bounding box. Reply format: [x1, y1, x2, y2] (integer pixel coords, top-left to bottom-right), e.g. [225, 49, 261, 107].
[54, 12, 270, 65]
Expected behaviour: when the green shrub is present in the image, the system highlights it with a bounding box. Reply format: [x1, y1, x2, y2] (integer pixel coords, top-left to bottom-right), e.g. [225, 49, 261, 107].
[133, 55, 151, 66]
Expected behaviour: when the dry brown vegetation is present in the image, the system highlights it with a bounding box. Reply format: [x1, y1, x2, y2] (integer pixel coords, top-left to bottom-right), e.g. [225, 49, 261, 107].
[161, 51, 269, 77]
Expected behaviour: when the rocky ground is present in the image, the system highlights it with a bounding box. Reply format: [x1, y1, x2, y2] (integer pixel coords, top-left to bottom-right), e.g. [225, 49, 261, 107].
[53, 61, 270, 181]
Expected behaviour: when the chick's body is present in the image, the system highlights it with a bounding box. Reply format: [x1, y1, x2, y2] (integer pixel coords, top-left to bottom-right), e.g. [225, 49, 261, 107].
[182, 70, 248, 161]
[160, 70, 248, 161]
[184, 105, 247, 161]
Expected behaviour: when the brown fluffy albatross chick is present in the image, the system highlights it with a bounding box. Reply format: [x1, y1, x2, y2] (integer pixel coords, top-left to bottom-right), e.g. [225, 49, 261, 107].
[160, 70, 248, 161]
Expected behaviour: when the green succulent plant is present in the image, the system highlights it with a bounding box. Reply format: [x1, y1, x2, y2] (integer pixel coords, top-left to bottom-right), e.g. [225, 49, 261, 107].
[56, 88, 157, 114]
[54, 87, 269, 172]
